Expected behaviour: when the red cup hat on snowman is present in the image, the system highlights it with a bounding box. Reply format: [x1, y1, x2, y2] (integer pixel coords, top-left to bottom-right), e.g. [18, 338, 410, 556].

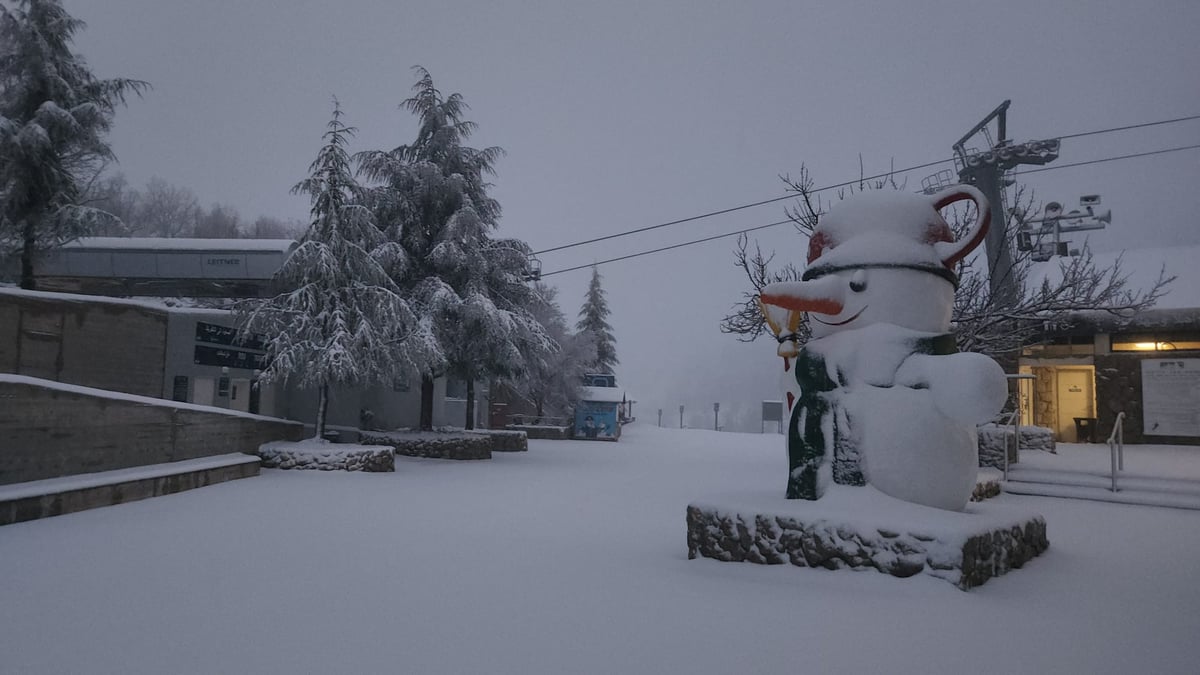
[800, 185, 991, 289]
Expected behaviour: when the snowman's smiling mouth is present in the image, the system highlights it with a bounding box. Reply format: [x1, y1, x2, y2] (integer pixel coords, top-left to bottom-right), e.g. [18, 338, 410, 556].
[813, 306, 867, 326]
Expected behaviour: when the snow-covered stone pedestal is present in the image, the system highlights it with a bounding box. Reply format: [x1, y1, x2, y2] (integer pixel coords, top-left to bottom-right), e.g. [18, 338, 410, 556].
[687, 487, 1046, 590]
[360, 431, 492, 460]
[258, 440, 394, 472]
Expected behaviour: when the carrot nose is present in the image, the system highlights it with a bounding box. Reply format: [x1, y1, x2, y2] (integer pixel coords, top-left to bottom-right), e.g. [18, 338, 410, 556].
[759, 278, 846, 316]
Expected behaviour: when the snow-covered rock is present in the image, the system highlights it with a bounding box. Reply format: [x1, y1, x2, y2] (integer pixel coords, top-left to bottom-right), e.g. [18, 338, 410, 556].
[257, 440, 394, 472]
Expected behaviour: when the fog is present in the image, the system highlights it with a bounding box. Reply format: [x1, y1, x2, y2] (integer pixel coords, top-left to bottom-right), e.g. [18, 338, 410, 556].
[65, 0, 1200, 431]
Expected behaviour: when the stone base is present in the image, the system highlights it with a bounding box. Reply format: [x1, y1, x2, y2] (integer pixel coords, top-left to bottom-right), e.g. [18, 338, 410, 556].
[361, 431, 492, 460]
[687, 487, 1047, 590]
[258, 441, 395, 472]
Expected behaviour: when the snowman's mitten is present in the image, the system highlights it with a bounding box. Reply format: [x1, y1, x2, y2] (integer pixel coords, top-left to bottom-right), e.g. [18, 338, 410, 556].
[895, 352, 1007, 424]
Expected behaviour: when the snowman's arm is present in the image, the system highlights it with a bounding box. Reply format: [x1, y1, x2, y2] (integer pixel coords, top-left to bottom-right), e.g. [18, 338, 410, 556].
[894, 352, 1008, 424]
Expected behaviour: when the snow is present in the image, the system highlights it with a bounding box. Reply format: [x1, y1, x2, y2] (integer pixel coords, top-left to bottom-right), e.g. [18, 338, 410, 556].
[579, 384, 626, 402]
[2, 425, 1199, 673]
[1019, 441, 1200, 482]
[60, 237, 298, 252]
[0, 374, 303, 426]
[0, 285, 233, 315]
[801, 188, 982, 276]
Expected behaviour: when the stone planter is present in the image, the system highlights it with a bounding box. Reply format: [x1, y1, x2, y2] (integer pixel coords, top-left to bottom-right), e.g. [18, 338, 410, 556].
[361, 431, 492, 461]
[978, 424, 1056, 469]
[467, 429, 528, 452]
[258, 441, 394, 472]
[506, 424, 570, 440]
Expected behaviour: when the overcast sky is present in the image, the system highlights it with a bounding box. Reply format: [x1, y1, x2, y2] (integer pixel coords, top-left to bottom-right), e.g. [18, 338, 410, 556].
[63, 0, 1200, 430]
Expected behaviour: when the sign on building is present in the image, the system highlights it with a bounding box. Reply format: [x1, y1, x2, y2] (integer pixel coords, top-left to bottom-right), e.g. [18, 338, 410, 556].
[1141, 359, 1200, 437]
[762, 400, 784, 433]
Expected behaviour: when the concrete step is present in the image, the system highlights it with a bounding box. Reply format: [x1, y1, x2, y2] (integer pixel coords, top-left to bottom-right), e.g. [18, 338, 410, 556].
[0, 453, 260, 526]
[1005, 467, 1200, 496]
[1002, 479, 1200, 511]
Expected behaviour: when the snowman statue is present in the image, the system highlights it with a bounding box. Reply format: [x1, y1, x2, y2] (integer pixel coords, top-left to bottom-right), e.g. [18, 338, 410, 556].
[757, 185, 1008, 511]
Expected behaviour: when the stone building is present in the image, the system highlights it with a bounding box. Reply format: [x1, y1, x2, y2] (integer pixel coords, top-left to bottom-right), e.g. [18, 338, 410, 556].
[1018, 246, 1200, 445]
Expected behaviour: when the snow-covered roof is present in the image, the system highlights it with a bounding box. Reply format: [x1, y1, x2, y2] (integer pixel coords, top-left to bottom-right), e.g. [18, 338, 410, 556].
[1027, 245, 1200, 310]
[61, 237, 298, 253]
[0, 285, 232, 316]
[579, 386, 626, 403]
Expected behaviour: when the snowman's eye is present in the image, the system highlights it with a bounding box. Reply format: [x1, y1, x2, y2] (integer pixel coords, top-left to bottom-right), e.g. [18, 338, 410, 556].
[849, 271, 868, 293]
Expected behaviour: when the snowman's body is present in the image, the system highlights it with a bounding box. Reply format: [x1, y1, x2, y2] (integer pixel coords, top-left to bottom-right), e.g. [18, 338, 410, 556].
[760, 187, 1008, 511]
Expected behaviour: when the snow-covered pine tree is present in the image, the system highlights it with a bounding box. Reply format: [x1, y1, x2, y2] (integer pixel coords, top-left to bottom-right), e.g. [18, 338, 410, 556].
[357, 66, 545, 429]
[576, 265, 619, 374]
[439, 238, 552, 428]
[238, 100, 439, 440]
[0, 0, 148, 288]
[515, 283, 596, 419]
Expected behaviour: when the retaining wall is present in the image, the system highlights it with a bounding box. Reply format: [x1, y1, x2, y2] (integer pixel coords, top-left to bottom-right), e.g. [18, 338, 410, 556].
[0, 377, 304, 485]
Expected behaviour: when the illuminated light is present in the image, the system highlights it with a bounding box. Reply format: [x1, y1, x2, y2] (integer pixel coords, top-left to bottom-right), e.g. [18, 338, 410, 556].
[1132, 342, 1158, 351]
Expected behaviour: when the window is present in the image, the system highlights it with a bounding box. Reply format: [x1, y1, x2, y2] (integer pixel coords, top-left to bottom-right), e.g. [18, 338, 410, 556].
[1112, 333, 1200, 352]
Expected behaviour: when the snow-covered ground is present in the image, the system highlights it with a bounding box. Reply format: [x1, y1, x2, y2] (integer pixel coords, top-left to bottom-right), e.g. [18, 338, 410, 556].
[1021, 441, 1200, 482]
[2, 425, 1199, 674]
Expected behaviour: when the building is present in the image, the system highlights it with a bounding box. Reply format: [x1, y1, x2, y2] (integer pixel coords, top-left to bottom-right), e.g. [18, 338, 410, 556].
[1018, 246, 1200, 445]
[1, 237, 485, 433]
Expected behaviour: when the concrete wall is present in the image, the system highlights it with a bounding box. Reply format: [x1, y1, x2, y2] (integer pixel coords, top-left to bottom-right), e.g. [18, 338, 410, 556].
[281, 379, 441, 431]
[0, 378, 304, 485]
[0, 291, 167, 397]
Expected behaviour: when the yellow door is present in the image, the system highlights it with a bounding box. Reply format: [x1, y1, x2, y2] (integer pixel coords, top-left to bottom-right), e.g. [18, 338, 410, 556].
[1055, 368, 1095, 442]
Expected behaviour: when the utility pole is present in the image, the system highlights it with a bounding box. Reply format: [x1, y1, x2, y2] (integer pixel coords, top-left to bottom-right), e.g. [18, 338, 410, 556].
[713, 402, 720, 431]
[950, 101, 1060, 306]
[657, 408, 662, 427]
[679, 405, 685, 428]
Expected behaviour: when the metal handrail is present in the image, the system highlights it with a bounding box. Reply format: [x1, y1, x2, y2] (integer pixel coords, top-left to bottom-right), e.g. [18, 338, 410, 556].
[1002, 409, 1020, 482]
[1107, 412, 1126, 492]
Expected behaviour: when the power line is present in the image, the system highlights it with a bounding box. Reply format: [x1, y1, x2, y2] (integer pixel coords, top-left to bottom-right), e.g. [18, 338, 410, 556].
[1054, 114, 1200, 141]
[532, 157, 953, 256]
[533, 113, 1200, 258]
[541, 219, 793, 277]
[541, 142, 1200, 277]
[1013, 143, 1200, 176]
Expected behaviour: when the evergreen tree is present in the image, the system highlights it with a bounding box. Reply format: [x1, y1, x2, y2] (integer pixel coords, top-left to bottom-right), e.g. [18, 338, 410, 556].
[239, 101, 438, 439]
[0, 0, 148, 288]
[515, 283, 596, 419]
[358, 66, 545, 429]
[576, 265, 618, 374]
